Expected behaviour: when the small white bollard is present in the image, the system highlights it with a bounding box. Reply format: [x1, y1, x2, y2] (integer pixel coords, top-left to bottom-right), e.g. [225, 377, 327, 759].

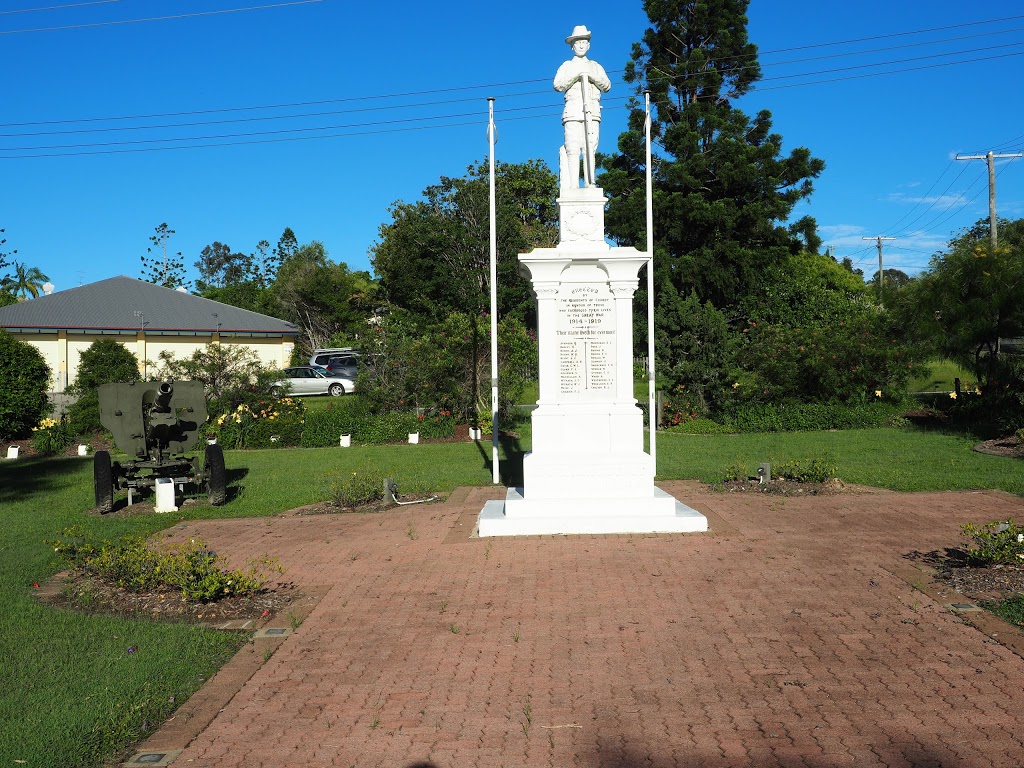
[339, 434, 351, 448]
[407, 432, 419, 444]
[469, 427, 482, 441]
[154, 477, 178, 513]
[6, 445, 19, 460]
[77, 445, 88, 456]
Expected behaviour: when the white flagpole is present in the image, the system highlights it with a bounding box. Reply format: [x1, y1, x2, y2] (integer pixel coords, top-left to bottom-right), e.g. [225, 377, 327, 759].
[488, 98, 500, 484]
[644, 90, 657, 477]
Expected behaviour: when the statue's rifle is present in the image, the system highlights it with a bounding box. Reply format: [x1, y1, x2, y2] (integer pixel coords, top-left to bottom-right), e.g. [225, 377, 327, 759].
[579, 72, 593, 186]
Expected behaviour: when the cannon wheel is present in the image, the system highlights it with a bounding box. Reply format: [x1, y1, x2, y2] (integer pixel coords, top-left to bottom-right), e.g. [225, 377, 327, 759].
[94, 450, 113, 513]
[205, 444, 227, 506]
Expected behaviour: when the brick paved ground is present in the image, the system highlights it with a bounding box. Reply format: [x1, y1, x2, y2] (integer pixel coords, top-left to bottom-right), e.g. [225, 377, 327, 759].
[149, 483, 1024, 768]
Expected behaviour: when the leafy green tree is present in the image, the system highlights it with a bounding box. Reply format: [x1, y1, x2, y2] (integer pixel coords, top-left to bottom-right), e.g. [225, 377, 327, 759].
[599, 0, 825, 310]
[653, 285, 735, 415]
[359, 310, 536, 423]
[153, 344, 278, 417]
[140, 223, 188, 289]
[1, 262, 50, 300]
[908, 218, 1024, 388]
[372, 159, 558, 327]
[65, 339, 140, 435]
[194, 242, 251, 292]
[272, 241, 378, 356]
[736, 253, 921, 403]
[0, 329, 52, 439]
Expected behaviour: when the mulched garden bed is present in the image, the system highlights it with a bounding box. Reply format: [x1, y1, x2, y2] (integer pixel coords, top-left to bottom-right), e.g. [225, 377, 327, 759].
[35, 574, 301, 626]
[973, 435, 1024, 459]
[716, 478, 847, 496]
[907, 548, 1024, 610]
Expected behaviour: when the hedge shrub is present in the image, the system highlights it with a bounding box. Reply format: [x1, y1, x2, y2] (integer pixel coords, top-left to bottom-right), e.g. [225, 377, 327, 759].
[721, 400, 905, 433]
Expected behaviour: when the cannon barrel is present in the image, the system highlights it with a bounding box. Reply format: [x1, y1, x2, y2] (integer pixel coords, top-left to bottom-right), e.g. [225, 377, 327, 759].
[153, 381, 174, 413]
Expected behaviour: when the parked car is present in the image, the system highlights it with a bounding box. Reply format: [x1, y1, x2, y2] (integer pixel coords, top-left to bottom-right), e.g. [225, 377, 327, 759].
[272, 366, 354, 397]
[309, 348, 359, 366]
[309, 349, 361, 378]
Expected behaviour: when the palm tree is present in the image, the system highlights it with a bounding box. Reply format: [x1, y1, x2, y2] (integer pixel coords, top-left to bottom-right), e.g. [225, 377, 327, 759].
[1, 261, 50, 299]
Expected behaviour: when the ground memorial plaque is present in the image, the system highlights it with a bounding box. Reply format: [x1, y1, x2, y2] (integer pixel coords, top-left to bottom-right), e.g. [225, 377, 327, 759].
[477, 25, 707, 537]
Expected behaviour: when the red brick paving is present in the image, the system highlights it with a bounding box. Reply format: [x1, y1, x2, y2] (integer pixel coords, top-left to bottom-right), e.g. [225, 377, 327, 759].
[149, 483, 1024, 767]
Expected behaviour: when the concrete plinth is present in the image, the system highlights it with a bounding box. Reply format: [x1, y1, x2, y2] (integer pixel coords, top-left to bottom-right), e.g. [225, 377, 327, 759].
[479, 487, 707, 537]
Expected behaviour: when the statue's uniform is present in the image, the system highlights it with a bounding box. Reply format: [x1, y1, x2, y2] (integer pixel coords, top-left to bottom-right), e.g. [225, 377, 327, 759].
[554, 57, 610, 187]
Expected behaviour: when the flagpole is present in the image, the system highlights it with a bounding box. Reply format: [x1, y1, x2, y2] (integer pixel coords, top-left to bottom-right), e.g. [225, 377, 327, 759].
[488, 97, 500, 485]
[644, 90, 657, 477]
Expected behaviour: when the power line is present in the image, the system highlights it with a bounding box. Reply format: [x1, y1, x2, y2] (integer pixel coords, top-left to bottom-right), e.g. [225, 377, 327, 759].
[0, 0, 129, 14]
[4, 15, 1022, 129]
[0, 0, 323, 35]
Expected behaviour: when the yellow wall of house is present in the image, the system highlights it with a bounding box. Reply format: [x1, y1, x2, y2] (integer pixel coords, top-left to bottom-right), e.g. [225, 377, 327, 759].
[11, 332, 294, 392]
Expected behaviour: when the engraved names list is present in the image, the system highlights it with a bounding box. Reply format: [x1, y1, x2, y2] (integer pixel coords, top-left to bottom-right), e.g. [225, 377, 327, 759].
[555, 283, 616, 398]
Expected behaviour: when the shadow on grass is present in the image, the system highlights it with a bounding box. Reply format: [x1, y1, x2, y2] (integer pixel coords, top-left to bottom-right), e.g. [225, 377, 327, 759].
[0, 456, 88, 505]
[474, 432, 526, 487]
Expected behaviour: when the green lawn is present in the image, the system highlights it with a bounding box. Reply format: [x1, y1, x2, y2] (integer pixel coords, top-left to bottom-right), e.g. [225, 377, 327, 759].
[1, 424, 1021, 765]
[909, 358, 976, 393]
[654, 427, 1024, 494]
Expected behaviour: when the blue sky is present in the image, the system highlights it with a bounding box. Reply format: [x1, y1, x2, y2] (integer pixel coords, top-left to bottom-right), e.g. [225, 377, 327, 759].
[2, 0, 1023, 292]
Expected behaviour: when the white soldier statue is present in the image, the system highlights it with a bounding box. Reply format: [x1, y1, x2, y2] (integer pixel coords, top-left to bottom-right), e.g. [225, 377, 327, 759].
[553, 25, 611, 191]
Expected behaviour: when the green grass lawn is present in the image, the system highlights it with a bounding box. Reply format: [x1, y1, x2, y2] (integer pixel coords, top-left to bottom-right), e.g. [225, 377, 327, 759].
[1, 423, 1021, 765]
[654, 427, 1024, 494]
[909, 358, 977, 392]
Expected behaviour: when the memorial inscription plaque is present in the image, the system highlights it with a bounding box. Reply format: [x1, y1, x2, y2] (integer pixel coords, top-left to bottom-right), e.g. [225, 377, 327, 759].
[556, 282, 616, 398]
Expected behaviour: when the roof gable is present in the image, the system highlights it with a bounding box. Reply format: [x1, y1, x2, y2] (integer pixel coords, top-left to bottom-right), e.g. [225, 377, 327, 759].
[0, 276, 298, 334]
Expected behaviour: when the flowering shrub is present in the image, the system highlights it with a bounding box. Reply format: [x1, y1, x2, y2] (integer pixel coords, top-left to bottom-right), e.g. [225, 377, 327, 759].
[961, 519, 1024, 566]
[31, 417, 73, 456]
[660, 385, 704, 426]
[207, 398, 304, 449]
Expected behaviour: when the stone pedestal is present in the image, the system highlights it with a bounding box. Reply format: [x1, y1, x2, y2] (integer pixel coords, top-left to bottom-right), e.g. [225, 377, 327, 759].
[478, 187, 707, 537]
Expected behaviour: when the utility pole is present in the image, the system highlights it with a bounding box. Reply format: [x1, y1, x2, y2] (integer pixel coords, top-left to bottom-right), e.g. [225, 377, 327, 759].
[956, 150, 1023, 249]
[862, 235, 895, 296]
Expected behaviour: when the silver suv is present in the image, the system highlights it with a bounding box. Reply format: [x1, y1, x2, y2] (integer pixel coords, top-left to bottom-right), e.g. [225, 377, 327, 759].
[308, 348, 360, 377]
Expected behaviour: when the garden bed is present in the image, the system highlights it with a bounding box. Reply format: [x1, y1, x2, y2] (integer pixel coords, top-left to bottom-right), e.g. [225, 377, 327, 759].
[35, 572, 300, 626]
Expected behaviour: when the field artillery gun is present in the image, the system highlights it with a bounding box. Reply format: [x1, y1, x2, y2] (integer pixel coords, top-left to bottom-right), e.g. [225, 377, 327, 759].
[93, 381, 226, 513]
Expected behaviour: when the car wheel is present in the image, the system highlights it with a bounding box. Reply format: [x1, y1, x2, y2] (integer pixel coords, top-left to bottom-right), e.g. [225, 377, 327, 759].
[270, 386, 284, 397]
[328, 383, 344, 397]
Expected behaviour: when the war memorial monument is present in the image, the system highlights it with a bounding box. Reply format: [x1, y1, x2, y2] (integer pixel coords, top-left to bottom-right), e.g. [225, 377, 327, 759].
[478, 26, 708, 536]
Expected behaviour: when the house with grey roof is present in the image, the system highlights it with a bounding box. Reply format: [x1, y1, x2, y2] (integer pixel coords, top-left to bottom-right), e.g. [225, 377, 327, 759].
[0, 276, 299, 392]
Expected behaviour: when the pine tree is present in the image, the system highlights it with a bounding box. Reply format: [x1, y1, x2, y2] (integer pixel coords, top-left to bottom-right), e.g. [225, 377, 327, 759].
[600, 0, 825, 311]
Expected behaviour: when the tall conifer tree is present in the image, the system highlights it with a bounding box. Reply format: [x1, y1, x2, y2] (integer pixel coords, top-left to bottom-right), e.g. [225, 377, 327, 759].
[600, 0, 825, 311]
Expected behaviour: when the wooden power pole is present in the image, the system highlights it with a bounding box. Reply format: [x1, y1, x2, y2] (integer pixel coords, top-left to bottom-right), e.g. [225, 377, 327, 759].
[956, 150, 1023, 249]
[863, 235, 895, 297]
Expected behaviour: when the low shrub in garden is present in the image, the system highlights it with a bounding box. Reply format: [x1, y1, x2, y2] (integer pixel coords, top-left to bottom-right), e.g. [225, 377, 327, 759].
[301, 403, 456, 447]
[664, 418, 733, 435]
[327, 468, 387, 508]
[48, 527, 275, 602]
[774, 456, 837, 484]
[960, 519, 1024, 566]
[31, 418, 73, 456]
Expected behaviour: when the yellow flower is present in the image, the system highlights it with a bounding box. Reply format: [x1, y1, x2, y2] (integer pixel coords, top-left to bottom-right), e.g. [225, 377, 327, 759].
[874, 390, 882, 398]
[732, 382, 740, 389]
[949, 392, 957, 400]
